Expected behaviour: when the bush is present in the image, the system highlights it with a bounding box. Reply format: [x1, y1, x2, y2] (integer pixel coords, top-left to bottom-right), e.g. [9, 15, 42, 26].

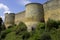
[1, 24, 17, 40]
[46, 19, 60, 31]
[15, 22, 27, 35]
[1, 28, 12, 39]
[0, 17, 3, 32]
[28, 22, 45, 40]
[40, 32, 51, 40]
[2, 20, 60, 40]
[4, 32, 17, 40]
[36, 22, 45, 30]
[22, 31, 30, 40]
[35, 22, 45, 34]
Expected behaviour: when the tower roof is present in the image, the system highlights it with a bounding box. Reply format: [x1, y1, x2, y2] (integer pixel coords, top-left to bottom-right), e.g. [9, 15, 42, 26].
[25, 3, 42, 6]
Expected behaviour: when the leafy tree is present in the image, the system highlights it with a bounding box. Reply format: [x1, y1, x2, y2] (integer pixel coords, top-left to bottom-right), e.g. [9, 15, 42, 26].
[0, 17, 3, 31]
[46, 19, 60, 31]
[0, 17, 3, 40]
[1, 24, 17, 40]
[15, 22, 27, 35]
[3, 22, 30, 40]
[40, 32, 51, 40]
[15, 22, 31, 40]
[2, 19, 60, 40]
[28, 22, 45, 40]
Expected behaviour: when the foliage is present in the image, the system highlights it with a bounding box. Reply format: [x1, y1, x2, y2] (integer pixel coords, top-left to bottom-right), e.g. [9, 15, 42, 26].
[46, 19, 60, 31]
[1, 24, 17, 40]
[0, 18, 3, 31]
[28, 22, 45, 40]
[1, 20, 60, 40]
[46, 19, 60, 40]
[1, 26, 15, 40]
[4, 32, 17, 40]
[1, 22, 30, 40]
[40, 32, 51, 40]
[15, 22, 27, 34]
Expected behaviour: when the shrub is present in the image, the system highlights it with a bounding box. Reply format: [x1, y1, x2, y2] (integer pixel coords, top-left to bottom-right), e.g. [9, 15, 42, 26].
[40, 32, 51, 40]
[4, 32, 17, 40]
[36, 22, 45, 30]
[46, 19, 60, 31]
[15, 22, 27, 35]
[1, 29, 12, 39]
[0, 17, 3, 32]
[22, 31, 30, 40]
[28, 22, 45, 40]
[35, 22, 45, 34]
[1, 24, 16, 40]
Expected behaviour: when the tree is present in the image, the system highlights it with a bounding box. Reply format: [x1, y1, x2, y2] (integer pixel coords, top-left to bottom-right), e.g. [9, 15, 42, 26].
[46, 19, 60, 32]
[40, 32, 51, 40]
[15, 22, 27, 35]
[0, 17, 3, 40]
[0, 17, 3, 31]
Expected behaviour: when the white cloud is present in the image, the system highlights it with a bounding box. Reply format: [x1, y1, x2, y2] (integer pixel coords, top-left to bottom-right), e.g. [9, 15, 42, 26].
[0, 3, 11, 13]
[18, 0, 31, 5]
[4, 10, 11, 13]
[0, 16, 5, 21]
[0, 3, 11, 20]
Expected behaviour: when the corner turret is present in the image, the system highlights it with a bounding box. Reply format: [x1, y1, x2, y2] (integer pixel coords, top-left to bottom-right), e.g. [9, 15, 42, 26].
[5, 13, 15, 28]
[25, 3, 44, 32]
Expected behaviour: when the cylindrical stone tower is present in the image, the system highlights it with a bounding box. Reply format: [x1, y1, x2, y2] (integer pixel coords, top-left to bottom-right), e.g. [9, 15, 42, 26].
[43, 0, 60, 22]
[24, 3, 44, 32]
[5, 13, 15, 28]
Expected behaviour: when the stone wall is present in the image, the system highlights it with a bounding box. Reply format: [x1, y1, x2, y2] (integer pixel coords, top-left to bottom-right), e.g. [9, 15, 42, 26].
[15, 11, 25, 25]
[25, 3, 44, 22]
[25, 3, 44, 32]
[4, 1, 60, 31]
[43, 0, 60, 22]
[5, 13, 15, 28]
[5, 3, 44, 31]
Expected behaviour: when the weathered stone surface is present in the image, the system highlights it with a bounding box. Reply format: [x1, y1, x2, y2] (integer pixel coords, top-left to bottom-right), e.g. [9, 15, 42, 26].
[4, 0, 60, 31]
[15, 11, 25, 25]
[43, 0, 60, 22]
[5, 13, 15, 28]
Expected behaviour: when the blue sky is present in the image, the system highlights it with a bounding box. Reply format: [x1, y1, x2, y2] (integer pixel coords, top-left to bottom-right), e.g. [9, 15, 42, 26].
[0, 0, 48, 20]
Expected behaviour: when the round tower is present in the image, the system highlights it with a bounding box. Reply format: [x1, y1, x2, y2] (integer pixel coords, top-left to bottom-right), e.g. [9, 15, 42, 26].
[5, 13, 15, 28]
[24, 3, 44, 32]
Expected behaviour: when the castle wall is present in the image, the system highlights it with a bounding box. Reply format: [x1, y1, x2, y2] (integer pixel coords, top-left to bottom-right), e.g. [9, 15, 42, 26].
[4, 1, 60, 31]
[24, 3, 44, 32]
[15, 11, 25, 25]
[5, 13, 15, 28]
[43, 0, 60, 22]
[25, 3, 44, 22]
